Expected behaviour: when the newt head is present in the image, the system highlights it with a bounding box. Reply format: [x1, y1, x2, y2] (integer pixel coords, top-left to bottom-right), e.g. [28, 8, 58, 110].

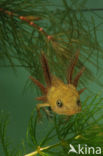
[47, 77, 81, 116]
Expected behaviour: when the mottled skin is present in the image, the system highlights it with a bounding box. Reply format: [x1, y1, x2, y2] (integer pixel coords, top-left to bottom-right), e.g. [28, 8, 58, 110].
[47, 77, 81, 115]
[30, 51, 86, 117]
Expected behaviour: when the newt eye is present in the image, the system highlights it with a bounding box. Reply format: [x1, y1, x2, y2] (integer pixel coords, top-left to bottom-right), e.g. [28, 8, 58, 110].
[77, 99, 81, 106]
[56, 99, 63, 107]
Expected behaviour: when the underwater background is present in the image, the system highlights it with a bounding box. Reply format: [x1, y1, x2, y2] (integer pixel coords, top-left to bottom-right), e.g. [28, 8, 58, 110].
[0, 0, 103, 156]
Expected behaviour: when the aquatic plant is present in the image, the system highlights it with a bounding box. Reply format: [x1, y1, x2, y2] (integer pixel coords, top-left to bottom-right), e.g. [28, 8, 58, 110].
[0, 0, 103, 156]
[0, 94, 103, 156]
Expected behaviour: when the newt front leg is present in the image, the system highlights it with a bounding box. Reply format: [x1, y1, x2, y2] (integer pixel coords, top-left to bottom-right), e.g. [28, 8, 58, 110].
[36, 103, 50, 119]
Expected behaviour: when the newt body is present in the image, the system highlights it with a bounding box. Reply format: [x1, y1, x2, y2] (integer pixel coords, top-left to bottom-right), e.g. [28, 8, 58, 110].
[30, 51, 85, 117]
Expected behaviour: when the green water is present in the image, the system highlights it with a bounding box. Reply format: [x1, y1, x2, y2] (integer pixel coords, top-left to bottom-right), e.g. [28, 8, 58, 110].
[0, 0, 103, 155]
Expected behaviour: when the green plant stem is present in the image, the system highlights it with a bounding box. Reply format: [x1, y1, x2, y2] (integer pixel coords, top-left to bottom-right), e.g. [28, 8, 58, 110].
[24, 142, 61, 156]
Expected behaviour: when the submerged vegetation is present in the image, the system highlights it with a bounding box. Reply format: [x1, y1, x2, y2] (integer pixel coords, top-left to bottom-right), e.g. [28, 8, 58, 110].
[0, 0, 103, 155]
[0, 94, 103, 156]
